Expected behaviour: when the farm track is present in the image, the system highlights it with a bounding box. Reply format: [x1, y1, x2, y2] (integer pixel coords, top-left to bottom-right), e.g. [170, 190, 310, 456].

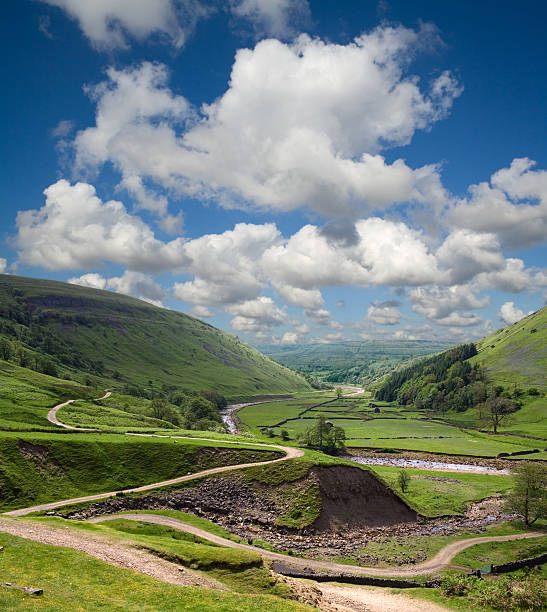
[88, 512, 544, 578]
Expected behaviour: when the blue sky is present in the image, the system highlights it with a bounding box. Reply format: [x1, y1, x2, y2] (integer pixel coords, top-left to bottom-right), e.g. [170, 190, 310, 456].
[1, 0, 546, 347]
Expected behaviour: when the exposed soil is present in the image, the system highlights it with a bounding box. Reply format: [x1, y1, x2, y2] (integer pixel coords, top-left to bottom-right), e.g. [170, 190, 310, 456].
[312, 465, 417, 531]
[17, 439, 63, 475]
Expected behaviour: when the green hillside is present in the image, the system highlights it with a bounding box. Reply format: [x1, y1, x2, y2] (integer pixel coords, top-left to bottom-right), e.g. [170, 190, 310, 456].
[471, 306, 547, 391]
[0, 274, 310, 399]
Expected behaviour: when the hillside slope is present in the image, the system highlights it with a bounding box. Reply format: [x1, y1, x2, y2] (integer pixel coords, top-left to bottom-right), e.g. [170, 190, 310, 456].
[471, 306, 547, 391]
[0, 274, 310, 398]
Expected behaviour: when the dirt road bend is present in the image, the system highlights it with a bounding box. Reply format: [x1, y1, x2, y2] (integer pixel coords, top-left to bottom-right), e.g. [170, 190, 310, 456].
[88, 513, 544, 578]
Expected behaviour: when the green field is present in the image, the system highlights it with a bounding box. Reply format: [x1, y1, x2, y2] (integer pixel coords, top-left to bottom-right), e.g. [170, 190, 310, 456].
[238, 396, 545, 457]
[471, 306, 547, 392]
[369, 466, 514, 516]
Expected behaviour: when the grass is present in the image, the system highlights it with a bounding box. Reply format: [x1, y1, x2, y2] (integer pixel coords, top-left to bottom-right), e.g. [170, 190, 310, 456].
[239, 395, 545, 456]
[0, 360, 97, 429]
[0, 273, 311, 398]
[0, 531, 312, 611]
[471, 306, 547, 392]
[0, 434, 281, 512]
[27, 515, 293, 597]
[369, 465, 514, 516]
[452, 535, 547, 569]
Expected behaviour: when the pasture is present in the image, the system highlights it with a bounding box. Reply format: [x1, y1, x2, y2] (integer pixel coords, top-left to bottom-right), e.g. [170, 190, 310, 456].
[238, 396, 546, 457]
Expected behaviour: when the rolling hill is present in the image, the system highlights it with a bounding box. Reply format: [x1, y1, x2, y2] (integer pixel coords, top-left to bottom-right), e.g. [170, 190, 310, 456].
[0, 274, 310, 399]
[471, 306, 547, 391]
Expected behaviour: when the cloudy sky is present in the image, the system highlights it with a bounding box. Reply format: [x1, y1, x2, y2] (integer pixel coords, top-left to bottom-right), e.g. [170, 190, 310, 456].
[2, 1, 546, 346]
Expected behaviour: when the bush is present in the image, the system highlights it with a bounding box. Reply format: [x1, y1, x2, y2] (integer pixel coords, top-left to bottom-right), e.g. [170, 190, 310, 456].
[440, 571, 546, 611]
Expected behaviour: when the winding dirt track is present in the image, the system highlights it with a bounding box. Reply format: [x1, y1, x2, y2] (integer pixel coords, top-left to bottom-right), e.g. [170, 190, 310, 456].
[88, 513, 544, 578]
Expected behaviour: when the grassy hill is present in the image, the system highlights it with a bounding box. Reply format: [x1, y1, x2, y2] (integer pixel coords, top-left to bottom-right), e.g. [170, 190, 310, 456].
[471, 306, 547, 391]
[258, 339, 451, 386]
[0, 274, 309, 399]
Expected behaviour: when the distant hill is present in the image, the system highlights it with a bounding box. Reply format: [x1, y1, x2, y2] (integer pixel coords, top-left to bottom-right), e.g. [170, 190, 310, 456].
[0, 274, 310, 399]
[373, 307, 546, 424]
[258, 339, 451, 386]
[471, 307, 547, 391]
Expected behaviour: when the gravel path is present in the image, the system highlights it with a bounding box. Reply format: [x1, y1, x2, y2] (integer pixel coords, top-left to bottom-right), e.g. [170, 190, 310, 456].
[0, 516, 224, 590]
[89, 513, 544, 578]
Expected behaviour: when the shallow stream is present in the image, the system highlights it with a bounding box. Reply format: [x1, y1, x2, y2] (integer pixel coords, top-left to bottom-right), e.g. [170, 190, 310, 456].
[342, 455, 510, 474]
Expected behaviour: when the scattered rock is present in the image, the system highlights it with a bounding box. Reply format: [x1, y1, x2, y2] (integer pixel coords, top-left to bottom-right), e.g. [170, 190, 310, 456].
[23, 587, 43, 596]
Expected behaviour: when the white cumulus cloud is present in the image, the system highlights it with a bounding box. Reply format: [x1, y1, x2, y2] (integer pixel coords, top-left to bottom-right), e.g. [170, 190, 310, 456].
[16, 180, 187, 272]
[498, 301, 532, 326]
[73, 26, 460, 218]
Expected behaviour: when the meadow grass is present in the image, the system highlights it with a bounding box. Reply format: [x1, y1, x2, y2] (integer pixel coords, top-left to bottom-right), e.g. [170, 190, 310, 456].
[452, 535, 547, 569]
[0, 531, 312, 611]
[368, 466, 514, 516]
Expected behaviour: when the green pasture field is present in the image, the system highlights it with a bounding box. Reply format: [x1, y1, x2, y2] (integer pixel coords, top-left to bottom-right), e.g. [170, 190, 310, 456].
[0, 432, 282, 512]
[439, 396, 547, 439]
[369, 466, 514, 516]
[0, 531, 311, 611]
[239, 392, 546, 456]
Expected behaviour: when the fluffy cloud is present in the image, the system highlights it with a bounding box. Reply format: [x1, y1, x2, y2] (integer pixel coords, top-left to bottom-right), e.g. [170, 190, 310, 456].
[172, 223, 280, 305]
[74, 26, 460, 217]
[226, 297, 286, 332]
[436, 230, 505, 284]
[69, 270, 165, 305]
[447, 158, 547, 249]
[68, 272, 107, 289]
[0, 258, 7, 274]
[476, 258, 547, 293]
[75, 63, 191, 221]
[304, 308, 343, 330]
[230, 0, 310, 38]
[263, 219, 440, 291]
[40, 0, 207, 50]
[190, 305, 214, 319]
[409, 285, 489, 327]
[16, 180, 187, 272]
[367, 301, 402, 325]
[498, 301, 532, 326]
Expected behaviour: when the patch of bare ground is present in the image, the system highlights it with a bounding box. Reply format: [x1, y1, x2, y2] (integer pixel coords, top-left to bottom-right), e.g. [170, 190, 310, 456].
[315, 584, 450, 612]
[0, 517, 223, 590]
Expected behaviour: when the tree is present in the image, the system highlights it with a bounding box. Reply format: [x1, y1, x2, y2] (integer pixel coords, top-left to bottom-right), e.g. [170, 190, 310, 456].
[280, 429, 290, 441]
[504, 462, 547, 525]
[398, 469, 410, 494]
[0, 338, 12, 361]
[336, 387, 343, 399]
[299, 416, 346, 454]
[483, 396, 517, 433]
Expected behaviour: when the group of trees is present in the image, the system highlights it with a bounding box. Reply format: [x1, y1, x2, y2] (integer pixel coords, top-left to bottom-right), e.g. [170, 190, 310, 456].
[373, 343, 537, 432]
[298, 415, 346, 454]
[147, 388, 227, 432]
